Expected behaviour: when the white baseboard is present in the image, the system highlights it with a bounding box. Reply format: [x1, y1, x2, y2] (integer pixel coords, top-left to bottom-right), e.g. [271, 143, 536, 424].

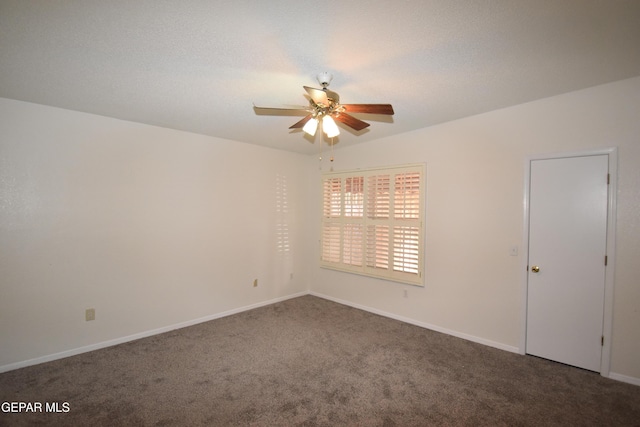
[0, 291, 309, 374]
[5, 290, 639, 388]
[311, 292, 640, 387]
[310, 291, 520, 354]
[608, 372, 640, 386]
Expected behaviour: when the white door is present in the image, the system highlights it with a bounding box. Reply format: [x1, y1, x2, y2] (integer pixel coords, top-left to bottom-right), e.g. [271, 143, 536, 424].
[526, 154, 609, 372]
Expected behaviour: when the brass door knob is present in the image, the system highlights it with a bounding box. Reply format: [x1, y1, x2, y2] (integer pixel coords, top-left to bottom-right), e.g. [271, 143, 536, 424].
[531, 265, 540, 273]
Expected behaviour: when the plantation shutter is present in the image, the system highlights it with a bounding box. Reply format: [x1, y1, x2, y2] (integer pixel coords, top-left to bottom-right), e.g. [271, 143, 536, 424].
[321, 177, 342, 263]
[392, 172, 421, 275]
[321, 164, 425, 286]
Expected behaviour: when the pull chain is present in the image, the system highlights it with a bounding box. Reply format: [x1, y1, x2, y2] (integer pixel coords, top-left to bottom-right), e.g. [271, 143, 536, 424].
[330, 138, 334, 171]
[330, 138, 334, 163]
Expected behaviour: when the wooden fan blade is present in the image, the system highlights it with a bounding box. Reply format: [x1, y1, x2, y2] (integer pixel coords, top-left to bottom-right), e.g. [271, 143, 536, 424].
[333, 112, 370, 131]
[341, 104, 394, 115]
[289, 114, 312, 129]
[303, 86, 329, 106]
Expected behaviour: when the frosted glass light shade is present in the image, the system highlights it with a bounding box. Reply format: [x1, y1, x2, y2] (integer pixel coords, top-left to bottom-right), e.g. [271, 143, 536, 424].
[322, 116, 340, 138]
[303, 118, 318, 136]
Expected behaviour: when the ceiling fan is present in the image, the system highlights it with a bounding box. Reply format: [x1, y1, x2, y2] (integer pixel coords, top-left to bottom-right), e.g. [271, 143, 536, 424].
[253, 73, 394, 139]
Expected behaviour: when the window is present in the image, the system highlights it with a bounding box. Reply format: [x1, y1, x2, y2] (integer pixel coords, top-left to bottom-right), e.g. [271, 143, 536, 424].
[321, 164, 425, 286]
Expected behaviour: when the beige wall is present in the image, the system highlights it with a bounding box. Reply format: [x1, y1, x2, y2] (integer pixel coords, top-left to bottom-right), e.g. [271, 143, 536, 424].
[0, 99, 310, 368]
[308, 76, 640, 382]
[1, 76, 638, 383]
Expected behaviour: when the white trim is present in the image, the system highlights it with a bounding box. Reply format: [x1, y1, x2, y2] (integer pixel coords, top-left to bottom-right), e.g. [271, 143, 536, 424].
[608, 372, 640, 387]
[323, 162, 427, 176]
[310, 291, 519, 354]
[0, 291, 309, 374]
[601, 149, 618, 378]
[519, 154, 532, 355]
[519, 147, 617, 378]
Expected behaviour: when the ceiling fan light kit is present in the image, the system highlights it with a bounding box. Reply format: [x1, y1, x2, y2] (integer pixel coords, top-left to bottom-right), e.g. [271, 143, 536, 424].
[254, 72, 394, 143]
[302, 117, 319, 136]
[322, 115, 340, 138]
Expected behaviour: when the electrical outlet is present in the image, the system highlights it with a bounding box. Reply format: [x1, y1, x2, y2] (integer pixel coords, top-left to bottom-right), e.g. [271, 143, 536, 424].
[253, 279, 258, 287]
[403, 289, 408, 298]
[85, 308, 95, 321]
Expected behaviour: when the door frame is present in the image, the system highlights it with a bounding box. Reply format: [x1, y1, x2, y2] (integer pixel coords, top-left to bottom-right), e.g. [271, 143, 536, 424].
[519, 147, 617, 377]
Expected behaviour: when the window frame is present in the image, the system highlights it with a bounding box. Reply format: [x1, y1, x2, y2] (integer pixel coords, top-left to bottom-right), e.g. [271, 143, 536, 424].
[320, 163, 426, 286]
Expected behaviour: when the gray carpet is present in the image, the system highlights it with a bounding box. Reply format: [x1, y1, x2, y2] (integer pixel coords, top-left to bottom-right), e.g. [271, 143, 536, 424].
[1, 295, 639, 426]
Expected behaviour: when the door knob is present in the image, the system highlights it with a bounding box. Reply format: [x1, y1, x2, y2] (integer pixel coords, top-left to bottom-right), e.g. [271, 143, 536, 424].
[531, 265, 540, 273]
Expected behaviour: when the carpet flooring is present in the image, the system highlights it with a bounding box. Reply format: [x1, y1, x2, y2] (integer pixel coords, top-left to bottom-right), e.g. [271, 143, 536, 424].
[1, 295, 639, 426]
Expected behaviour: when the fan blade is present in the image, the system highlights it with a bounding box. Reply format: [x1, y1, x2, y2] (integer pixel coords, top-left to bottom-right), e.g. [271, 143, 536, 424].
[341, 104, 394, 115]
[253, 104, 309, 116]
[333, 112, 370, 131]
[324, 89, 340, 103]
[303, 86, 329, 106]
[289, 114, 313, 129]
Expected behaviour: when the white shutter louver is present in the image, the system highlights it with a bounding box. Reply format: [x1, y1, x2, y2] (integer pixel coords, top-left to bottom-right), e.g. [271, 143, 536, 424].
[366, 225, 389, 270]
[343, 224, 363, 266]
[345, 177, 364, 217]
[393, 226, 420, 274]
[323, 177, 342, 218]
[367, 174, 390, 219]
[394, 172, 421, 219]
[322, 224, 341, 263]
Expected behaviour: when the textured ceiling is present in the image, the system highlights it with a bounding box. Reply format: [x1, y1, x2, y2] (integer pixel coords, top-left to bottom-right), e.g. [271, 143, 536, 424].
[1, 0, 639, 154]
